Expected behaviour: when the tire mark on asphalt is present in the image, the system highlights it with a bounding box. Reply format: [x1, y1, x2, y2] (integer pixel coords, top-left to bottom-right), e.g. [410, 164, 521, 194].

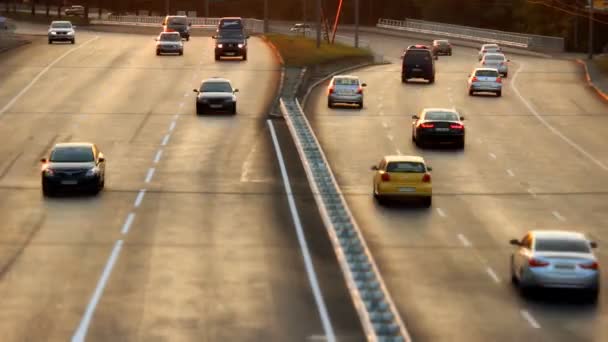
[129, 111, 152, 143]
[0, 150, 23, 180]
[0, 213, 45, 280]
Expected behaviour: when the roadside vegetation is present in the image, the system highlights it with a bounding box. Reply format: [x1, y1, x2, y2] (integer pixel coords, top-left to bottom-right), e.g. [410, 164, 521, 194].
[264, 33, 371, 67]
[596, 55, 608, 76]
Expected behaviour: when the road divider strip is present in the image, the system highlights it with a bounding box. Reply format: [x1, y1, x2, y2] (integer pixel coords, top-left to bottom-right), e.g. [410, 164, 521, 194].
[280, 97, 411, 341]
[575, 59, 608, 102]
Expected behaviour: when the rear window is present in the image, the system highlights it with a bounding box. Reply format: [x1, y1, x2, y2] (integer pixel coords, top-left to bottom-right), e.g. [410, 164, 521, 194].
[425, 111, 459, 121]
[436, 41, 449, 45]
[404, 50, 431, 64]
[167, 17, 187, 25]
[535, 238, 590, 253]
[475, 70, 499, 77]
[50, 147, 94, 162]
[386, 162, 426, 173]
[485, 55, 505, 61]
[334, 78, 359, 86]
[220, 19, 243, 29]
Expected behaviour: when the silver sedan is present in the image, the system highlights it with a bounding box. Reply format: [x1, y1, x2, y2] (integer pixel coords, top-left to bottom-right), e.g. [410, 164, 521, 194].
[481, 53, 509, 77]
[510, 230, 599, 300]
[327, 75, 366, 109]
[467, 68, 503, 97]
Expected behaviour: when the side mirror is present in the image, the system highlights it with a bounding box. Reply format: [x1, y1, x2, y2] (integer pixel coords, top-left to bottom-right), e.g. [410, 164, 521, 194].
[246, 35, 251, 39]
[509, 239, 521, 246]
[98, 157, 105, 163]
[460, 116, 465, 120]
[193, 89, 199, 93]
[427, 166, 432, 171]
[212, 35, 217, 39]
[412, 115, 419, 119]
[40, 158, 47, 163]
[188, 23, 192, 26]
[233, 89, 239, 93]
[590, 241, 598, 248]
[361, 83, 367, 87]
[434, 55, 438, 60]
[370, 165, 379, 171]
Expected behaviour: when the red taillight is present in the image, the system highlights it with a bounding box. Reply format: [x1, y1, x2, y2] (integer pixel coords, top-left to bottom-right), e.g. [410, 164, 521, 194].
[496, 77, 502, 83]
[471, 76, 478, 82]
[381, 172, 390, 182]
[482, 49, 487, 52]
[529, 258, 549, 267]
[328, 86, 334, 94]
[580, 261, 599, 270]
[482, 61, 486, 65]
[420, 123, 435, 128]
[422, 173, 431, 183]
[450, 123, 464, 130]
[356, 86, 363, 94]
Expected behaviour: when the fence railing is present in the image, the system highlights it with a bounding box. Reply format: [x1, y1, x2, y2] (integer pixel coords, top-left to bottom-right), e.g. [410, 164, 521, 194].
[268, 23, 370, 49]
[90, 15, 265, 33]
[377, 18, 565, 52]
[280, 98, 410, 342]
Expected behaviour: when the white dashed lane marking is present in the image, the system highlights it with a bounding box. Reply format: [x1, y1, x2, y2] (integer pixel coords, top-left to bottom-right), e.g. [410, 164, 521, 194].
[552, 211, 566, 222]
[486, 267, 501, 283]
[521, 310, 541, 329]
[382, 122, 388, 128]
[396, 149, 402, 155]
[169, 121, 176, 132]
[458, 234, 472, 247]
[387, 134, 394, 141]
[121, 213, 136, 235]
[153, 149, 163, 164]
[489, 153, 497, 159]
[161, 134, 170, 146]
[134, 189, 146, 207]
[507, 169, 515, 177]
[436, 208, 446, 217]
[145, 168, 155, 183]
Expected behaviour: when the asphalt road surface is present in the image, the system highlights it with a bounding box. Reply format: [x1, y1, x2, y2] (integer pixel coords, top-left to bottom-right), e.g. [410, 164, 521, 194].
[306, 31, 608, 341]
[0, 28, 364, 341]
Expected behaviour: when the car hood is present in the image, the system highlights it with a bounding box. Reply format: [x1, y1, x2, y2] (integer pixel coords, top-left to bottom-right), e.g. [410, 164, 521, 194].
[49, 28, 73, 33]
[48, 162, 95, 170]
[198, 92, 235, 99]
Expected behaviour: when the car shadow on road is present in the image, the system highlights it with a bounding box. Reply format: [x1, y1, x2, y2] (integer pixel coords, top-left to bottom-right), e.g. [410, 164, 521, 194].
[519, 287, 600, 308]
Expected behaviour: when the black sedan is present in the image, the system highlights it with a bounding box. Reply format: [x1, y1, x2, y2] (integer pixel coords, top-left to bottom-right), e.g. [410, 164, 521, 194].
[412, 108, 465, 148]
[40, 142, 106, 196]
[193, 78, 238, 115]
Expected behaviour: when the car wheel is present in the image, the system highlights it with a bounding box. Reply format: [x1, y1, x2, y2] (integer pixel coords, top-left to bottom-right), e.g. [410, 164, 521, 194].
[48, 39, 52, 44]
[496, 91, 502, 97]
[587, 288, 599, 303]
[215, 54, 220, 61]
[448, 51, 452, 56]
[358, 101, 363, 109]
[179, 50, 183, 56]
[71, 39, 75, 44]
[186, 36, 190, 41]
[401, 77, 407, 83]
[327, 99, 333, 108]
[503, 72, 508, 78]
[457, 137, 465, 149]
[196, 104, 203, 115]
[422, 196, 432, 208]
[428, 76, 435, 84]
[42, 183, 54, 197]
[242, 53, 248, 61]
[231, 103, 237, 115]
[156, 50, 160, 56]
[468, 89, 474, 96]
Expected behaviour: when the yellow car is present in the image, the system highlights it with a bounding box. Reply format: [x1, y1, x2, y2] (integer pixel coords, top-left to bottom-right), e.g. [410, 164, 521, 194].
[371, 155, 433, 207]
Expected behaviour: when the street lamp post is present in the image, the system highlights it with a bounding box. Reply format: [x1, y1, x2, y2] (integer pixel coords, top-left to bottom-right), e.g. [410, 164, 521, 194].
[316, 0, 321, 48]
[588, 0, 594, 59]
[264, 0, 269, 33]
[354, 0, 359, 48]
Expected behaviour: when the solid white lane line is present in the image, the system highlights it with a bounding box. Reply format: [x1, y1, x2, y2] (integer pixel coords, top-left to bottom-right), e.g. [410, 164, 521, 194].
[436, 208, 446, 217]
[134, 189, 146, 207]
[507, 169, 515, 177]
[520, 310, 541, 329]
[489, 153, 497, 159]
[486, 267, 501, 283]
[145, 168, 155, 183]
[552, 210, 566, 222]
[153, 149, 163, 164]
[512, 64, 608, 171]
[161, 134, 170, 146]
[387, 134, 394, 141]
[267, 120, 336, 341]
[0, 36, 100, 117]
[458, 234, 472, 247]
[121, 213, 136, 235]
[71, 240, 123, 342]
[169, 121, 177, 131]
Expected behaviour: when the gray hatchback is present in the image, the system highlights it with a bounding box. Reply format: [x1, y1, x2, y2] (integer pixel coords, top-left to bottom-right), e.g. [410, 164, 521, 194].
[327, 75, 366, 109]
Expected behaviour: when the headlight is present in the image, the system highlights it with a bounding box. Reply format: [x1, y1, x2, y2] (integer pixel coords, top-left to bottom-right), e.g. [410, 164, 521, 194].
[238, 44, 244, 48]
[217, 44, 223, 48]
[50, 31, 57, 35]
[85, 167, 99, 177]
[67, 31, 74, 35]
[43, 168, 54, 176]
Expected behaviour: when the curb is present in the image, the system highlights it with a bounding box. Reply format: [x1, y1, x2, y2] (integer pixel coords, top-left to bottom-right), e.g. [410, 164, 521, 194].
[260, 35, 286, 117]
[301, 61, 376, 108]
[576, 59, 608, 102]
[260, 35, 285, 65]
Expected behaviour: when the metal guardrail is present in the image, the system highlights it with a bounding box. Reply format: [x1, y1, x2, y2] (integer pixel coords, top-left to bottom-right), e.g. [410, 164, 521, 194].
[92, 15, 265, 33]
[269, 24, 370, 49]
[280, 97, 410, 342]
[377, 18, 565, 52]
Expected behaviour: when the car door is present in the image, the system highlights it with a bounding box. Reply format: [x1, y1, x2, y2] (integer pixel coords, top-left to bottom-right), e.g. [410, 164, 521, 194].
[515, 234, 532, 275]
[373, 159, 386, 189]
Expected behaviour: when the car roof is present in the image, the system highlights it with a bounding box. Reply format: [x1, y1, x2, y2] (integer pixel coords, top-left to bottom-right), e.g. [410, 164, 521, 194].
[167, 15, 187, 18]
[202, 77, 231, 83]
[333, 75, 359, 79]
[53, 142, 94, 148]
[221, 17, 242, 20]
[383, 155, 426, 163]
[530, 230, 587, 240]
[51, 21, 72, 24]
[423, 108, 459, 114]
[483, 43, 499, 47]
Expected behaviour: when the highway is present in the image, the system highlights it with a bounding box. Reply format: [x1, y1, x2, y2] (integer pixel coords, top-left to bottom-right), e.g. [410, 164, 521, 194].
[305, 31, 608, 341]
[0, 27, 365, 341]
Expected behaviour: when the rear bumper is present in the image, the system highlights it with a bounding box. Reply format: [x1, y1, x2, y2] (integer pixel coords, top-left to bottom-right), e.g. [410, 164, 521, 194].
[417, 131, 464, 142]
[403, 69, 434, 79]
[470, 83, 502, 92]
[521, 269, 599, 290]
[329, 94, 363, 103]
[376, 183, 432, 197]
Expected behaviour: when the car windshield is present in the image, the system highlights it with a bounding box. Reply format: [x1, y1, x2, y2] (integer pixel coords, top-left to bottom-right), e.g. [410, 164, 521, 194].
[386, 162, 426, 173]
[425, 112, 459, 121]
[50, 147, 94, 162]
[51, 22, 71, 29]
[404, 50, 431, 63]
[334, 78, 359, 86]
[535, 238, 591, 253]
[201, 82, 232, 92]
[475, 70, 499, 77]
[160, 34, 181, 41]
[484, 46, 499, 51]
[437, 41, 449, 45]
[220, 19, 243, 29]
[168, 17, 187, 25]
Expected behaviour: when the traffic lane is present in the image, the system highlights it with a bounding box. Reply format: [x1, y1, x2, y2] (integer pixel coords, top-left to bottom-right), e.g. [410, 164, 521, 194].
[508, 57, 608, 165]
[0, 32, 274, 341]
[72, 36, 365, 340]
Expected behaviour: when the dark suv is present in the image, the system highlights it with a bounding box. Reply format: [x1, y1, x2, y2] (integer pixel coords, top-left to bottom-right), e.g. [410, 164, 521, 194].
[402, 47, 436, 84]
[162, 15, 191, 41]
[213, 27, 249, 60]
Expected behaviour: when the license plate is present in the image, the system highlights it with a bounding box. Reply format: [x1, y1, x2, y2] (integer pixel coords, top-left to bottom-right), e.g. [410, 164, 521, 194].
[225, 52, 235, 56]
[412, 68, 422, 72]
[436, 128, 449, 132]
[555, 264, 575, 270]
[399, 187, 416, 192]
[210, 104, 222, 108]
[61, 180, 77, 185]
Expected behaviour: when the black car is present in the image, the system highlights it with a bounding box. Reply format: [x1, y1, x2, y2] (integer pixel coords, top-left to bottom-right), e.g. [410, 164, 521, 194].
[402, 47, 436, 83]
[432, 40, 452, 56]
[193, 78, 238, 115]
[213, 29, 249, 60]
[40, 143, 106, 196]
[162, 15, 191, 41]
[412, 108, 465, 148]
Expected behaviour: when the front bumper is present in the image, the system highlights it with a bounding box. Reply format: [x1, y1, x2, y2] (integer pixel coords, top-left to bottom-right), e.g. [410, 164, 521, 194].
[215, 45, 246, 56]
[157, 45, 183, 53]
[197, 100, 236, 111]
[48, 33, 74, 41]
[43, 175, 100, 191]
[329, 93, 363, 104]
